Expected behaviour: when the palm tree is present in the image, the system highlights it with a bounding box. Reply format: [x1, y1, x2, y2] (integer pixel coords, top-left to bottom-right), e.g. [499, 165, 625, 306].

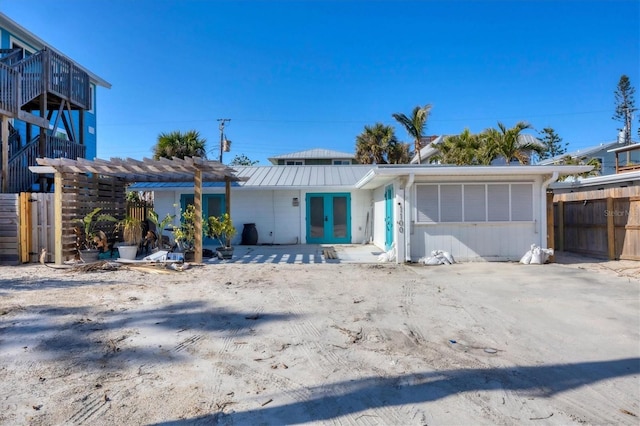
[556, 155, 602, 179]
[432, 128, 486, 165]
[392, 104, 432, 164]
[355, 123, 399, 164]
[153, 130, 207, 160]
[387, 141, 411, 164]
[484, 121, 541, 165]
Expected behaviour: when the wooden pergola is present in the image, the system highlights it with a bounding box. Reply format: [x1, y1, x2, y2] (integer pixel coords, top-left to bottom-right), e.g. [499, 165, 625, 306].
[33, 156, 247, 264]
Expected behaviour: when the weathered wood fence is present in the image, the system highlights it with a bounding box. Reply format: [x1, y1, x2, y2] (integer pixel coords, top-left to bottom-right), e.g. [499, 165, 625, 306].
[553, 186, 640, 260]
[0, 173, 138, 264]
[0, 193, 19, 263]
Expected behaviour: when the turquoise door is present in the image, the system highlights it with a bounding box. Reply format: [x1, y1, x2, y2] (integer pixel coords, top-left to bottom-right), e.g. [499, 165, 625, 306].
[306, 193, 351, 244]
[181, 194, 226, 244]
[384, 185, 394, 250]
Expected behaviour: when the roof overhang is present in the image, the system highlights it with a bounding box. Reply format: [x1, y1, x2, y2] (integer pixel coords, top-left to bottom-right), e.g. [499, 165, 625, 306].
[0, 12, 111, 89]
[31, 156, 248, 183]
[607, 144, 640, 154]
[355, 165, 593, 189]
[550, 170, 640, 191]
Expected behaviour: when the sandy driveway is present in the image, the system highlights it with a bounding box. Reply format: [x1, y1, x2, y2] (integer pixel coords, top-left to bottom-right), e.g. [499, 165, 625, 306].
[0, 254, 638, 425]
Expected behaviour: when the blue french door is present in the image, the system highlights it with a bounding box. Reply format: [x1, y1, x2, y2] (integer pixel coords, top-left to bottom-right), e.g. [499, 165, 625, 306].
[181, 194, 226, 244]
[384, 185, 394, 250]
[306, 193, 351, 244]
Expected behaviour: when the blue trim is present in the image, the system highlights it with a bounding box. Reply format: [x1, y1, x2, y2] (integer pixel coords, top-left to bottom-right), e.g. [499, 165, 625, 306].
[305, 192, 351, 244]
[384, 185, 394, 250]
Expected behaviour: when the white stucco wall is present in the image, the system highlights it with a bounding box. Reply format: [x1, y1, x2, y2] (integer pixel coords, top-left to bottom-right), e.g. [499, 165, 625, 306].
[151, 187, 373, 247]
[407, 174, 546, 262]
[371, 185, 387, 250]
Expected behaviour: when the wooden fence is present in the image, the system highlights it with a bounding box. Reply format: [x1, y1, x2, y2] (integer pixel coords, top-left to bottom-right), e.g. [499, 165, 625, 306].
[0, 193, 19, 264]
[553, 186, 640, 260]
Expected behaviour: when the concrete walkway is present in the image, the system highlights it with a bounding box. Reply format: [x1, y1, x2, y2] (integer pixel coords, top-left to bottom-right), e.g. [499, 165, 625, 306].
[207, 243, 386, 264]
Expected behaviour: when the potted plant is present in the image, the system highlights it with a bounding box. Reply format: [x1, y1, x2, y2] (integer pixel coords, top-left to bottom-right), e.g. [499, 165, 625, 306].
[147, 209, 176, 251]
[172, 204, 197, 260]
[206, 213, 236, 259]
[116, 215, 143, 260]
[72, 207, 118, 262]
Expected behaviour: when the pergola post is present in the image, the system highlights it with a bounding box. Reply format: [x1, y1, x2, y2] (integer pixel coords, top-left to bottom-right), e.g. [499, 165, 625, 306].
[54, 171, 63, 265]
[225, 177, 231, 216]
[194, 168, 203, 263]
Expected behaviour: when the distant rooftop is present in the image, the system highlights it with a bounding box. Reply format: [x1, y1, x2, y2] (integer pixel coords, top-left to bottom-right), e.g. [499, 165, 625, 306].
[538, 140, 634, 165]
[268, 148, 355, 164]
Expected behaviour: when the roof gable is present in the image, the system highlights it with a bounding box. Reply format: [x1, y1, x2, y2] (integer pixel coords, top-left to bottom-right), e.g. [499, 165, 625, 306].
[268, 148, 355, 164]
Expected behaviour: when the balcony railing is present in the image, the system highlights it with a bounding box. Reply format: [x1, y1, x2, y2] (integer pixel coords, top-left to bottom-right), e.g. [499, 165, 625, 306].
[0, 48, 91, 112]
[6, 135, 86, 193]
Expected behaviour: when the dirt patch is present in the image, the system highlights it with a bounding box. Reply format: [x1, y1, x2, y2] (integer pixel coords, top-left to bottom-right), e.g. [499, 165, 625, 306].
[0, 259, 638, 425]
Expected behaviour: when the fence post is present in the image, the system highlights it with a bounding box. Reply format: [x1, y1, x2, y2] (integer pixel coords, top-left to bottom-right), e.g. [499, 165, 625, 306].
[546, 192, 555, 262]
[557, 200, 564, 252]
[19, 192, 31, 263]
[606, 197, 616, 260]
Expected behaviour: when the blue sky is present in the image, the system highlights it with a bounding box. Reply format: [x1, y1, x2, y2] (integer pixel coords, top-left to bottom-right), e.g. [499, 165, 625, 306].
[3, 0, 639, 165]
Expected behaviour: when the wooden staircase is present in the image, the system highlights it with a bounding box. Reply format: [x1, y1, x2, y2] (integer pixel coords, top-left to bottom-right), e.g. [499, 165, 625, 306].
[0, 47, 90, 193]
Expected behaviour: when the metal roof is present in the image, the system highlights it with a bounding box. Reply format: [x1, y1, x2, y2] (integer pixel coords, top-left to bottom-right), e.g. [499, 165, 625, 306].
[0, 12, 111, 89]
[537, 140, 625, 165]
[550, 170, 640, 190]
[130, 165, 375, 190]
[268, 148, 355, 163]
[355, 164, 594, 189]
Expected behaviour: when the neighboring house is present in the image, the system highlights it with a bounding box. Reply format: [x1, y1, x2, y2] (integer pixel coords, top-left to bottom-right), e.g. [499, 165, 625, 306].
[0, 12, 111, 193]
[269, 148, 357, 165]
[410, 134, 543, 165]
[131, 156, 589, 262]
[538, 140, 640, 176]
[410, 135, 446, 164]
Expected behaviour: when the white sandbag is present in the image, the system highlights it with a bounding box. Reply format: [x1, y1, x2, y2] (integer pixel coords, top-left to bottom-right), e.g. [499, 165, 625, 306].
[441, 251, 455, 264]
[424, 256, 444, 265]
[530, 246, 543, 264]
[541, 248, 554, 263]
[519, 250, 533, 264]
[378, 244, 396, 262]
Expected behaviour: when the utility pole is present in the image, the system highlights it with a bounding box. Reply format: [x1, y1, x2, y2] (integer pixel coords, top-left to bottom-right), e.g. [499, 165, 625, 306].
[217, 118, 231, 163]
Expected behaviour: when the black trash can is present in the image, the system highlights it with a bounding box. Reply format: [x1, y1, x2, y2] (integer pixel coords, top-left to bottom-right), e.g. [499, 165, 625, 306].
[241, 223, 258, 245]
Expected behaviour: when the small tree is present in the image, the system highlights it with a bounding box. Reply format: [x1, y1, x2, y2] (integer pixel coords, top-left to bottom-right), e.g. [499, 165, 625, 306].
[538, 127, 568, 160]
[229, 154, 259, 166]
[206, 213, 236, 248]
[613, 75, 637, 145]
[172, 205, 197, 252]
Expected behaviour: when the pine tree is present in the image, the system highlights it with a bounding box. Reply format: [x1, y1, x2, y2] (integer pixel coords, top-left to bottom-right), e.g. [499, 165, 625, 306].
[613, 75, 637, 145]
[538, 127, 568, 160]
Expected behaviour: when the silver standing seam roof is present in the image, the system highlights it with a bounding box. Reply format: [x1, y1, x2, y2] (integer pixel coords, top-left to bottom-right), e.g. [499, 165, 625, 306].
[537, 140, 627, 165]
[129, 165, 376, 190]
[268, 148, 355, 162]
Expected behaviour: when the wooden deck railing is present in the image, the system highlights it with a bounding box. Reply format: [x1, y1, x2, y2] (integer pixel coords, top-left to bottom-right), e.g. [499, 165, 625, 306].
[6, 135, 86, 193]
[2, 49, 91, 111]
[0, 48, 24, 66]
[0, 62, 18, 115]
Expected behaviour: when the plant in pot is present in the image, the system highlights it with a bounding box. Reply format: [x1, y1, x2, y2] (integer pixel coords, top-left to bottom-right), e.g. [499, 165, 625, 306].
[206, 213, 236, 259]
[147, 209, 176, 251]
[116, 215, 143, 260]
[172, 204, 197, 261]
[72, 207, 118, 262]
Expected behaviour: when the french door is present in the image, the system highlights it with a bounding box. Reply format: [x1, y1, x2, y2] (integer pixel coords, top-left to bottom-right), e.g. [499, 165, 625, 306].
[306, 193, 351, 244]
